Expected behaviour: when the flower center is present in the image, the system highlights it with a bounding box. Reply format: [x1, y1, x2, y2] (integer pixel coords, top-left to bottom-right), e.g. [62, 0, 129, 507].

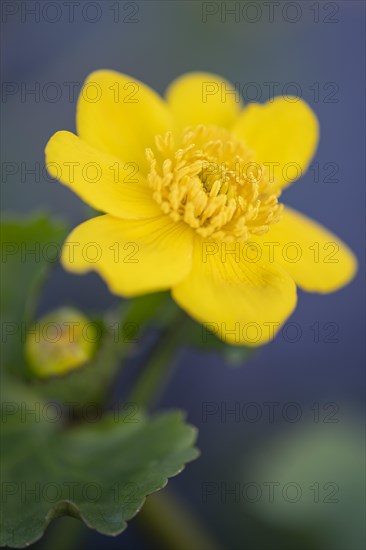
[146, 125, 283, 242]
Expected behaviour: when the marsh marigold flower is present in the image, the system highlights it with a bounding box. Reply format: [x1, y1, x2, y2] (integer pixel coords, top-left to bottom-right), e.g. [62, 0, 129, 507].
[46, 71, 357, 346]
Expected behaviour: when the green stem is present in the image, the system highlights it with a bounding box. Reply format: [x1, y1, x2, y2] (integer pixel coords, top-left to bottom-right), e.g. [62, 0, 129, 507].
[102, 292, 172, 404]
[41, 517, 86, 550]
[137, 490, 223, 550]
[127, 306, 224, 548]
[128, 312, 186, 409]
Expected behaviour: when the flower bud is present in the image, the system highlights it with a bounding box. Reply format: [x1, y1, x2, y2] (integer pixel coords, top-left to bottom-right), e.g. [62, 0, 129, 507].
[25, 307, 98, 378]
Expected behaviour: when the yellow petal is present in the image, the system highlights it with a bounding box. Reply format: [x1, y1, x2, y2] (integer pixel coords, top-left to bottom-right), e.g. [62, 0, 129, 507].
[232, 97, 319, 189]
[166, 72, 241, 133]
[61, 215, 194, 296]
[45, 131, 162, 219]
[255, 207, 357, 292]
[172, 238, 297, 346]
[77, 70, 174, 173]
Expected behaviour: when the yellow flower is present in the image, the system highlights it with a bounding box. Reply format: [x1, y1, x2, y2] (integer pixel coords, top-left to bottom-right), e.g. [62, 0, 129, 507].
[45, 71, 357, 346]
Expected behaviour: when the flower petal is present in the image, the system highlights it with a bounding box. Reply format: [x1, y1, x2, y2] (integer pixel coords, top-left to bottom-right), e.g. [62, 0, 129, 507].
[256, 207, 357, 293]
[172, 238, 297, 346]
[232, 97, 319, 189]
[45, 131, 162, 219]
[77, 70, 174, 173]
[61, 215, 194, 296]
[165, 72, 241, 133]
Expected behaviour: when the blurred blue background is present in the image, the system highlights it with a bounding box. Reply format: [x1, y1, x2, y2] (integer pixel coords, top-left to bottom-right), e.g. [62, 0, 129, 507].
[2, 1, 365, 548]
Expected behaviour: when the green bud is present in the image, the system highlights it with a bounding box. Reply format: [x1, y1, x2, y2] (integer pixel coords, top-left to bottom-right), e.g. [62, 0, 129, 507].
[25, 307, 99, 378]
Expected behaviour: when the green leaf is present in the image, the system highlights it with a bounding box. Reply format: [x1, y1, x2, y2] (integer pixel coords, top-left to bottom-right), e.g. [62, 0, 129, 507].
[0, 383, 199, 548]
[0, 214, 67, 374]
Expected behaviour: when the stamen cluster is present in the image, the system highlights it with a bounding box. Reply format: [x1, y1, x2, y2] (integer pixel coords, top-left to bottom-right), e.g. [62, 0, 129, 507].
[146, 125, 282, 242]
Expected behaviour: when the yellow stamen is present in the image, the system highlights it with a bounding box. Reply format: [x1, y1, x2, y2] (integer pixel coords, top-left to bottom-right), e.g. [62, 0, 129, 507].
[146, 125, 282, 242]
